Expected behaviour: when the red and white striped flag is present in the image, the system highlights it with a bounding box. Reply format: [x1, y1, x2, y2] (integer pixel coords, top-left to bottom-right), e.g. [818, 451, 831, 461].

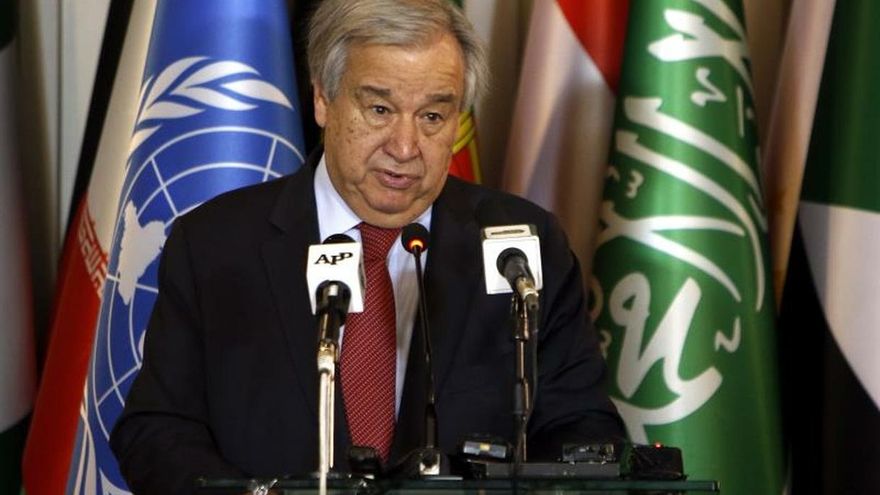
[503, 0, 628, 283]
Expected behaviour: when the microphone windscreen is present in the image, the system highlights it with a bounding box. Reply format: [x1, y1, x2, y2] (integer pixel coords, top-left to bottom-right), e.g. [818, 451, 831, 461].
[401, 223, 429, 254]
[497, 247, 529, 276]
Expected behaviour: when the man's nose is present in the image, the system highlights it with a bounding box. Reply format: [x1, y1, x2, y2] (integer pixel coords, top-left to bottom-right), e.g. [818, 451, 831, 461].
[384, 117, 420, 162]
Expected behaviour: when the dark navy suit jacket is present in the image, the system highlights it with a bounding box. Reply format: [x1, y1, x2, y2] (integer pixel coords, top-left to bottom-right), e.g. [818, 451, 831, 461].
[110, 151, 623, 494]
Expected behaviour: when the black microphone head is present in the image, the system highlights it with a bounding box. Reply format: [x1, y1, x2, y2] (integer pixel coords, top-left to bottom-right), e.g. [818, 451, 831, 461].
[401, 223, 429, 254]
[497, 247, 527, 275]
[315, 280, 352, 317]
[323, 233, 355, 244]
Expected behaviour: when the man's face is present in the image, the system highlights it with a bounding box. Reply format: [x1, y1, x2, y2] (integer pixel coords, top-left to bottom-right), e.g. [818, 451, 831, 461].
[313, 32, 465, 228]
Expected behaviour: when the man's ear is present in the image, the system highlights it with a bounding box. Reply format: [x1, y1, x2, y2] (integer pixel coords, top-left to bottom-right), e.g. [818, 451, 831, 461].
[313, 81, 328, 128]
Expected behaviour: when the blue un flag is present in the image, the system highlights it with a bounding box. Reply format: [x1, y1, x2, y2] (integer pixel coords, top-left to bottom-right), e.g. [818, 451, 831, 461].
[68, 1, 306, 493]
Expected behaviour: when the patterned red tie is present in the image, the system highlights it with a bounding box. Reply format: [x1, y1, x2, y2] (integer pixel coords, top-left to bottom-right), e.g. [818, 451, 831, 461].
[341, 223, 400, 463]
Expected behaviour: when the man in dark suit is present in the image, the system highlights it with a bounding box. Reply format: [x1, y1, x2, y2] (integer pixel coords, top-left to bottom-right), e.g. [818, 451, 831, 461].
[110, 0, 623, 493]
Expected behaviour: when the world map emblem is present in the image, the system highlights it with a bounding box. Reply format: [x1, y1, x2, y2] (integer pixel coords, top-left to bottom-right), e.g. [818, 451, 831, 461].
[74, 57, 304, 494]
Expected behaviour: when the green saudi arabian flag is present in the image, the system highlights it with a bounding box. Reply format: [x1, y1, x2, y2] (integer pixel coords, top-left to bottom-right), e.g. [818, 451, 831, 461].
[591, 1, 784, 493]
[0, 0, 35, 492]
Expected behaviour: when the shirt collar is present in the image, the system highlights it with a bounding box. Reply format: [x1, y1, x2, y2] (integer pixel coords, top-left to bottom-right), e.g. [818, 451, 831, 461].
[313, 154, 432, 242]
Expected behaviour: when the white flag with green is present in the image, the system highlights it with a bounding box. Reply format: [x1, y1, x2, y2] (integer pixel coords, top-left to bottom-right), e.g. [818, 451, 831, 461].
[799, 0, 880, 418]
[592, 1, 784, 493]
[0, 0, 36, 492]
[794, 0, 880, 488]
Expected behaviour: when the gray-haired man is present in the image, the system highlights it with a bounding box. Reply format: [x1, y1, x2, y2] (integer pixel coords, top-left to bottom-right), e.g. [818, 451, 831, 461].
[111, 1, 623, 493]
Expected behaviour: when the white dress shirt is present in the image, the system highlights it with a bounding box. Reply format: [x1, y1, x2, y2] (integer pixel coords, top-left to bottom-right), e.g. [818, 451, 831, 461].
[313, 155, 431, 416]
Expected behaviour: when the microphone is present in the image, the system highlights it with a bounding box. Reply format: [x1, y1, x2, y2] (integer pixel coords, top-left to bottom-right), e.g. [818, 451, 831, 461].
[481, 224, 543, 311]
[398, 223, 443, 476]
[498, 247, 539, 311]
[402, 224, 428, 255]
[307, 234, 364, 487]
[401, 223, 436, 439]
[307, 234, 365, 345]
[306, 233, 365, 316]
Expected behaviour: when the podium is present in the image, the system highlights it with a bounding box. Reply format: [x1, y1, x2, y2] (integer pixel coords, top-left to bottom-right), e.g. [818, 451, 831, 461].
[197, 477, 720, 494]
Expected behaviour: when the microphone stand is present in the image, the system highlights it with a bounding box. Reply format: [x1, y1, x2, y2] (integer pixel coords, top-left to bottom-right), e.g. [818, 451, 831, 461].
[317, 340, 336, 495]
[392, 224, 445, 478]
[412, 246, 441, 475]
[315, 282, 349, 495]
[511, 289, 538, 474]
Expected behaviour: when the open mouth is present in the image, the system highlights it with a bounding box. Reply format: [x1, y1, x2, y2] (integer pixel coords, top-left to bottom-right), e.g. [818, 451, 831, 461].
[377, 169, 417, 189]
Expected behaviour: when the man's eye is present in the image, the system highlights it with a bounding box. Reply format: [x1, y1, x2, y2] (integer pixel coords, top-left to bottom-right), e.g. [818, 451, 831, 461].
[424, 112, 443, 123]
[372, 105, 390, 115]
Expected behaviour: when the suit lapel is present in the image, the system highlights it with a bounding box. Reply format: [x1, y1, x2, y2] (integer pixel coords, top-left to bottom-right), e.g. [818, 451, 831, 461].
[425, 178, 483, 392]
[262, 153, 358, 467]
[261, 159, 322, 419]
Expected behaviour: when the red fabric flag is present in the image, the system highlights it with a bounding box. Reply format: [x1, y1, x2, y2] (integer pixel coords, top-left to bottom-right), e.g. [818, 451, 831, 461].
[22, 4, 156, 493]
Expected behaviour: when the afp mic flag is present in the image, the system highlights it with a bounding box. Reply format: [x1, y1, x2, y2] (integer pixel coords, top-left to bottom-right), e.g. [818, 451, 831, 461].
[66, 1, 305, 493]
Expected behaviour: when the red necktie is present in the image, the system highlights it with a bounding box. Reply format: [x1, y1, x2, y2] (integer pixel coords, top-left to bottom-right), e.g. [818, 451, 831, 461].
[341, 223, 400, 462]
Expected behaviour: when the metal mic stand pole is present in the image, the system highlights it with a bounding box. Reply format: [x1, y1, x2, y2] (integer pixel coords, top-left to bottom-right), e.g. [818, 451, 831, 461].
[511, 293, 531, 470]
[412, 243, 441, 476]
[317, 336, 337, 495]
[315, 282, 348, 495]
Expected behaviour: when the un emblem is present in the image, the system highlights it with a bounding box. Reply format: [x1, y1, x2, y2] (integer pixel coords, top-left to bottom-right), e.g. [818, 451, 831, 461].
[76, 57, 304, 494]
